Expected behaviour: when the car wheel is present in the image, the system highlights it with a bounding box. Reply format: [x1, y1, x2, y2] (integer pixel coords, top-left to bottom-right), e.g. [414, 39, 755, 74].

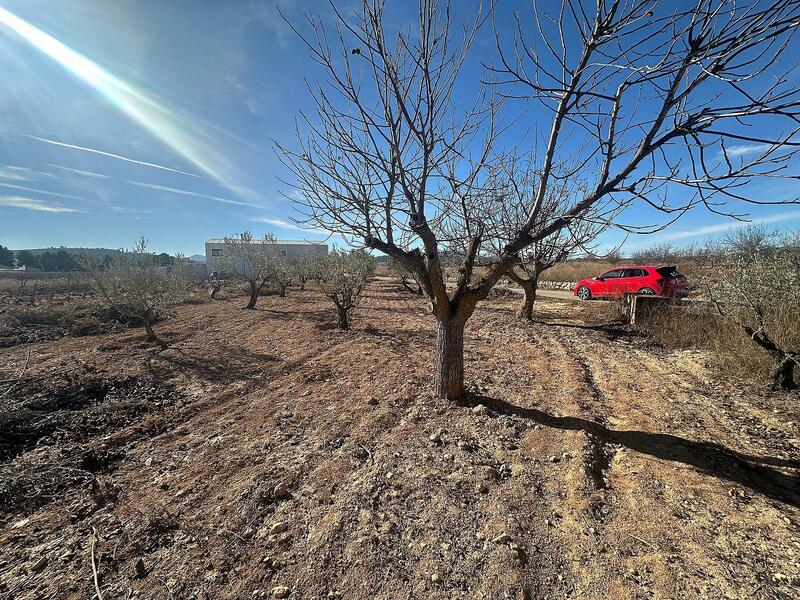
[638, 287, 655, 295]
[577, 286, 592, 300]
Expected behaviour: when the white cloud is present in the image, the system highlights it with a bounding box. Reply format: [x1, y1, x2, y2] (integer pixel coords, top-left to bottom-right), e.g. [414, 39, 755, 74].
[0, 164, 56, 182]
[250, 216, 326, 234]
[724, 143, 771, 157]
[0, 196, 79, 212]
[123, 180, 260, 207]
[46, 163, 111, 179]
[22, 134, 201, 177]
[0, 182, 83, 200]
[627, 209, 800, 248]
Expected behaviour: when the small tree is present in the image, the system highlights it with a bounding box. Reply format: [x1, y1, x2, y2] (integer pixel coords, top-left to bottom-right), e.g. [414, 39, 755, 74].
[85, 239, 189, 346]
[222, 232, 280, 309]
[319, 249, 375, 330]
[709, 240, 800, 389]
[290, 251, 316, 290]
[272, 256, 293, 297]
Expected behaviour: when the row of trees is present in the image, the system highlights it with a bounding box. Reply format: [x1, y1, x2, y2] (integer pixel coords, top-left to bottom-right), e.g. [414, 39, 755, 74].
[80, 236, 376, 346]
[276, 0, 800, 399]
[220, 232, 376, 329]
[0, 244, 177, 272]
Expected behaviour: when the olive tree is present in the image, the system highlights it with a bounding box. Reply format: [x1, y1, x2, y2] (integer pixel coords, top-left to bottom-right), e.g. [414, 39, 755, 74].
[709, 241, 799, 389]
[319, 249, 376, 330]
[84, 238, 189, 346]
[223, 232, 280, 309]
[272, 256, 293, 297]
[290, 251, 317, 290]
[278, 0, 800, 400]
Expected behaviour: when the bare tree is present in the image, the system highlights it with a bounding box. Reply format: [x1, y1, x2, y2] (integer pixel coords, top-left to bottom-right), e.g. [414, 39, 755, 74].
[319, 249, 376, 330]
[723, 224, 778, 260]
[278, 0, 800, 400]
[709, 240, 799, 389]
[223, 232, 280, 309]
[84, 238, 189, 346]
[481, 156, 608, 320]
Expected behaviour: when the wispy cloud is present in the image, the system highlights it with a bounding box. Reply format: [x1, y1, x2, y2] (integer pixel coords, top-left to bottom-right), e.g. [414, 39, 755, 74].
[21, 134, 200, 177]
[124, 180, 259, 207]
[724, 143, 771, 157]
[250, 216, 325, 234]
[0, 164, 56, 182]
[0, 182, 83, 200]
[0, 195, 80, 213]
[627, 209, 800, 248]
[46, 163, 111, 179]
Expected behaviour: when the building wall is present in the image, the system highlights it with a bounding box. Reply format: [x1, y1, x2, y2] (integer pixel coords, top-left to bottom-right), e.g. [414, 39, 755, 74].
[205, 241, 328, 274]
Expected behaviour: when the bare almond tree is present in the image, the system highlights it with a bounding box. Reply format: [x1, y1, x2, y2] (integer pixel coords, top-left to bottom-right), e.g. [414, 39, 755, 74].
[223, 232, 280, 309]
[480, 156, 609, 320]
[278, 0, 800, 400]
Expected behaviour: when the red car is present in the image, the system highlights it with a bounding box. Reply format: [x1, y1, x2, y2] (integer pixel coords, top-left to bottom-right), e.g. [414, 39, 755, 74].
[573, 265, 688, 300]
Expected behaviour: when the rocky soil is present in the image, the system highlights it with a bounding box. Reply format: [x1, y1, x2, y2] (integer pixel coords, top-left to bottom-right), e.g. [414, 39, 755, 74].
[0, 283, 797, 599]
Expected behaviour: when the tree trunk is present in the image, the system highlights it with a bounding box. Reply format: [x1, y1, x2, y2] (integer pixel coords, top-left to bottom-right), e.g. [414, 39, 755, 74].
[518, 279, 538, 321]
[435, 316, 465, 400]
[279, 284, 287, 298]
[337, 306, 349, 330]
[246, 280, 258, 309]
[416, 281, 423, 296]
[773, 356, 797, 390]
[142, 314, 166, 347]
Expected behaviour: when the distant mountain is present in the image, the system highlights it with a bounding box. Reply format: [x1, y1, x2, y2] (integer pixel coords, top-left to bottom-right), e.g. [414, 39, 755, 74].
[188, 254, 206, 263]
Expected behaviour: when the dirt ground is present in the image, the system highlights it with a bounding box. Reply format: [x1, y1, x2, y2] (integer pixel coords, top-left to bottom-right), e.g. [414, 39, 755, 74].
[0, 282, 798, 599]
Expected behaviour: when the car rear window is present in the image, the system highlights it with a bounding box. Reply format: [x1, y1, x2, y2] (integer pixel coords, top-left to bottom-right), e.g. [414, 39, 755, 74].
[656, 266, 682, 277]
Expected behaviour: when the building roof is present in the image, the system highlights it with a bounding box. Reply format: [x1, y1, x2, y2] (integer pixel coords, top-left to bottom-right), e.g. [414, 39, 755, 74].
[205, 239, 327, 245]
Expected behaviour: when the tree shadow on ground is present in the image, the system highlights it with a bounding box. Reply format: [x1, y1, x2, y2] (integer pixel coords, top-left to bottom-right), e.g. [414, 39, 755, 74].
[147, 344, 279, 383]
[529, 319, 637, 339]
[461, 394, 800, 509]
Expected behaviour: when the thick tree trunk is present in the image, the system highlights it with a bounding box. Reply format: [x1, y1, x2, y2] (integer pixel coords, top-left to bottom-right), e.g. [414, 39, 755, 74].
[435, 317, 465, 400]
[337, 306, 349, 330]
[518, 279, 538, 321]
[773, 356, 797, 390]
[246, 280, 258, 309]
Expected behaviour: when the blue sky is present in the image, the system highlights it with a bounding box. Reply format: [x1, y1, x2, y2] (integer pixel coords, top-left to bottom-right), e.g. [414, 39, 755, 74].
[0, 0, 798, 256]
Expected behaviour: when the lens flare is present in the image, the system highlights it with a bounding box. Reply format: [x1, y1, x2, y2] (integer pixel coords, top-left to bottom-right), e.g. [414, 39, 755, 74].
[0, 6, 258, 202]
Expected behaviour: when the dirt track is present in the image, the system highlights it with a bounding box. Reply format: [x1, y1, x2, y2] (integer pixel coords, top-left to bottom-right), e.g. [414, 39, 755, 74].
[0, 282, 798, 599]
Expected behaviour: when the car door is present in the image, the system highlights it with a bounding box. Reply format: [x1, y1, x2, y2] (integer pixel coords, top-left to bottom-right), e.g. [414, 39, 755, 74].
[595, 269, 623, 296]
[620, 268, 645, 295]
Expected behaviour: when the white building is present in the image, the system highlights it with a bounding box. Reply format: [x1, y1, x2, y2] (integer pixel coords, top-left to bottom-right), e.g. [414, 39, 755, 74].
[204, 238, 328, 273]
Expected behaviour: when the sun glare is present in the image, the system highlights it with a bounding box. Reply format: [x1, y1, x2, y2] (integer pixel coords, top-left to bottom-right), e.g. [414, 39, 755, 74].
[0, 6, 254, 201]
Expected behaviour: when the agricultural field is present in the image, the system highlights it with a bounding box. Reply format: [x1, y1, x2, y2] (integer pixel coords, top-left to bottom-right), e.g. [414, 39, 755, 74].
[1, 281, 797, 599]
